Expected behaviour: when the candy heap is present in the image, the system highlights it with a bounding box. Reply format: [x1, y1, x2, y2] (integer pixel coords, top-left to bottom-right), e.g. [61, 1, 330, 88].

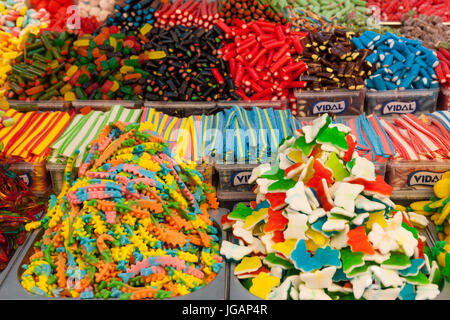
[221, 114, 442, 300]
[410, 172, 450, 282]
[61, 26, 165, 101]
[21, 120, 223, 299]
[217, 19, 309, 101]
[219, 0, 288, 25]
[353, 30, 440, 90]
[140, 24, 235, 101]
[0, 0, 50, 37]
[0, 154, 46, 270]
[288, 9, 343, 33]
[78, 0, 115, 24]
[28, 0, 73, 32]
[366, 0, 450, 22]
[0, 108, 73, 163]
[298, 29, 373, 91]
[299, 0, 369, 22]
[154, 0, 220, 30]
[5, 30, 78, 101]
[436, 48, 450, 89]
[399, 14, 450, 50]
[106, 0, 161, 33]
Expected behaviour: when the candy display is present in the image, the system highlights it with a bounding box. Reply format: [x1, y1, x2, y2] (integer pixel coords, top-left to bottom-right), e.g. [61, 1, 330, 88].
[154, 0, 220, 30]
[353, 30, 440, 91]
[78, 0, 115, 24]
[296, 0, 370, 23]
[106, 0, 161, 33]
[221, 113, 443, 300]
[0, 0, 50, 37]
[217, 20, 309, 102]
[219, 0, 288, 25]
[366, 0, 450, 22]
[20, 120, 222, 299]
[0, 154, 46, 271]
[28, 0, 73, 32]
[5, 30, 78, 101]
[399, 14, 450, 50]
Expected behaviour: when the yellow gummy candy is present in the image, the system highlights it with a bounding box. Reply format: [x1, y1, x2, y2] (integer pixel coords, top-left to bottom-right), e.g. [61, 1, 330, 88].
[64, 91, 76, 102]
[442, 171, 450, 180]
[366, 211, 388, 229]
[410, 200, 431, 212]
[244, 207, 268, 229]
[436, 203, 450, 225]
[395, 205, 406, 211]
[140, 23, 153, 35]
[250, 272, 280, 299]
[73, 39, 90, 47]
[234, 256, 262, 275]
[306, 228, 329, 247]
[434, 178, 450, 199]
[271, 239, 298, 257]
[147, 51, 167, 60]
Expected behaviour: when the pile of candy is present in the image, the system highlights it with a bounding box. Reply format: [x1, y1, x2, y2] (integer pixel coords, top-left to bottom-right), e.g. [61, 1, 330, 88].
[0, 0, 50, 37]
[219, 0, 288, 25]
[154, 0, 220, 30]
[353, 30, 440, 90]
[300, 0, 370, 23]
[78, 0, 115, 24]
[217, 19, 309, 101]
[436, 48, 450, 89]
[410, 172, 450, 280]
[106, 0, 161, 33]
[298, 29, 373, 91]
[0, 154, 46, 270]
[21, 120, 223, 299]
[288, 9, 343, 33]
[28, 0, 72, 32]
[140, 24, 235, 101]
[366, 0, 450, 22]
[399, 14, 450, 50]
[5, 30, 78, 101]
[221, 114, 443, 300]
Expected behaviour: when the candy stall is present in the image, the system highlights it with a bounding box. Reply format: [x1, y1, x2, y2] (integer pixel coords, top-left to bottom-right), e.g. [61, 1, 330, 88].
[0, 0, 448, 302]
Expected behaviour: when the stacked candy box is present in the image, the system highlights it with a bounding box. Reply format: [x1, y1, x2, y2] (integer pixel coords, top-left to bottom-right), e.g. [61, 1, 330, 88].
[0, 120, 227, 300]
[0, 108, 73, 195]
[46, 105, 142, 194]
[221, 114, 446, 300]
[378, 111, 450, 199]
[353, 30, 440, 116]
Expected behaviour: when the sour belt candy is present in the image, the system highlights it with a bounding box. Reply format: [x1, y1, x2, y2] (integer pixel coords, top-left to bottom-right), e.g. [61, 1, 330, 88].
[21, 120, 222, 299]
[221, 113, 443, 300]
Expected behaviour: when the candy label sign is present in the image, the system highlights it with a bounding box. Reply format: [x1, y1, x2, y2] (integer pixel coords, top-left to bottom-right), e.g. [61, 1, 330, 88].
[382, 101, 418, 115]
[231, 171, 253, 186]
[407, 171, 443, 187]
[311, 100, 348, 115]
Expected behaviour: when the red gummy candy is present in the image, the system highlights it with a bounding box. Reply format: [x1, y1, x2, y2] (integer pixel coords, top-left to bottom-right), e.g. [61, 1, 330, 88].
[265, 192, 286, 211]
[272, 231, 285, 243]
[264, 208, 289, 233]
[305, 159, 333, 190]
[343, 135, 356, 163]
[346, 175, 393, 197]
[347, 226, 375, 255]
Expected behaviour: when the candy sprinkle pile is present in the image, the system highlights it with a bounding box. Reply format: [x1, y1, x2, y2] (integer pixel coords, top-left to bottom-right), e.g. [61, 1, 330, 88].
[221, 114, 443, 300]
[21, 121, 223, 300]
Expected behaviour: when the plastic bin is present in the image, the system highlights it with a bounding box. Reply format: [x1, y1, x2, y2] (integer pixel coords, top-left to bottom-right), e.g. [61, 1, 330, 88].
[215, 163, 258, 193]
[195, 162, 215, 187]
[7, 100, 68, 112]
[72, 100, 140, 112]
[365, 88, 439, 116]
[217, 100, 289, 110]
[46, 162, 80, 196]
[386, 159, 450, 192]
[0, 209, 228, 300]
[375, 161, 387, 179]
[143, 101, 218, 117]
[437, 85, 450, 111]
[8, 162, 50, 198]
[294, 89, 365, 117]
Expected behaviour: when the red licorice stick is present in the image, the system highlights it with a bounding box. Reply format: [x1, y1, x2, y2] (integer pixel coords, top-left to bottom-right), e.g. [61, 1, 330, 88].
[287, 81, 307, 88]
[216, 19, 232, 35]
[255, 53, 267, 72]
[441, 60, 450, 78]
[262, 40, 285, 50]
[281, 61, 307, 74]
[269, 54, 290, 73]
[275, 25, 285, 41]
[273, 43, 290, 61]
[249, 48, 267, 66]
[292, 36, 304, 54]
[258, 33, 277, 43]
[440, 48, 450, 61]
[212, 68, 224, 84]
[234, 62, 245, 86]
[435, 64, 446, 84]
[251, 87, 273, 100]
[162, 0, 183, 19]
[245, 63, 260, 81]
